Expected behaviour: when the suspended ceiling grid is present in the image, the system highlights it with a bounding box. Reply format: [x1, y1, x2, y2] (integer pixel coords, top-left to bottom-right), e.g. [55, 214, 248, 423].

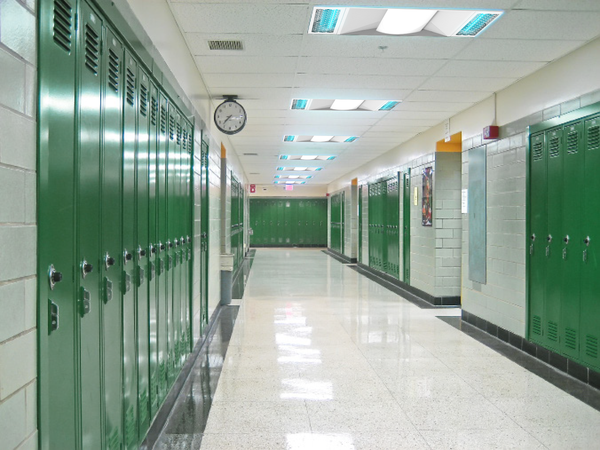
[164, 0, 600, 186]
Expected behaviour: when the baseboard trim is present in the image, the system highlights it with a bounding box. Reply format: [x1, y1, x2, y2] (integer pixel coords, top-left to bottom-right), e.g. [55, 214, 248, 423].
[323, 248, 357, 264]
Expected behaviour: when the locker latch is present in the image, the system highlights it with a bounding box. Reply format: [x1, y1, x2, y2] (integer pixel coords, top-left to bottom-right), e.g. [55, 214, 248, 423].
[138, 246, 147, 260]
[80, 287, 91, 316]
[584, 236, 590, 262]
[104, 277, 113, 303]
[48, 265, 63, 291]
[49, 300, 59, 333]
[81, 259, 93, 279]
[168, 256, 173, 270]
[546, 235, 552, 257]
[149, 262, 155, 281]
[159, 258, 165, 275]
[124, 272, 132, 293]
[138, 266, 145, 286]
[104, 253, 116, 271]
[124, 249, 133, 265]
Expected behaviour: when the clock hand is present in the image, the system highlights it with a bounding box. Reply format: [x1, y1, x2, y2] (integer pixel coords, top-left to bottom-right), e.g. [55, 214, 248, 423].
[223, 115, 233, 123]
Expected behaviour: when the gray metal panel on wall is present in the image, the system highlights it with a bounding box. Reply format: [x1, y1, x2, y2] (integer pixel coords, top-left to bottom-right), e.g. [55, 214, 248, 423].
[469, 145, 487, 284]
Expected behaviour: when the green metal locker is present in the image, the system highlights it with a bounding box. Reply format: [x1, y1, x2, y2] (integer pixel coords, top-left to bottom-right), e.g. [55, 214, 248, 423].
[122, 49, 139, 450]
[581, 117, 600, 371]
[39, 0, 78, 447]
[136, 68, 151, 438]
[77, 4, 104, 448]
[200, 138, 210, 327]
[157, 94, 169, 402]
[561, 122, 584, 359]
[147, 82, 160, 417]
[403, 172, 411, 284]
[544, 128, 564, 352]
[101, 28, 124, 450]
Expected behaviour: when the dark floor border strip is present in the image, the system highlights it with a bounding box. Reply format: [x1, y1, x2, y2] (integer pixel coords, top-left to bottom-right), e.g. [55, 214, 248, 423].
[323, 248, 357, 264]
[250, 244, 327, 248]
[460, 310, 600, 392]
[141, 304, 231, 449]
[438, 315, 600, 412]
[232, 249, 256, 299]
[355, 262, 460, 307]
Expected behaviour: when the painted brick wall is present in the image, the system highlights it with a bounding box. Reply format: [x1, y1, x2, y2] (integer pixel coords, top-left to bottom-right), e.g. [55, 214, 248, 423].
[0, 1, 38, 449]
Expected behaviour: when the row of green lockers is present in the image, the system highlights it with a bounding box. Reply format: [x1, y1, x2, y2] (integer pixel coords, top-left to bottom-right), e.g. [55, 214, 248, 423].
[38, 1, 209, 449]
[250, 199, 327, 247]
[231, 176, 244, 270]
[330, 192, 345, 253]
[365, 173, 411, 282]
[529, 110, 600, 371]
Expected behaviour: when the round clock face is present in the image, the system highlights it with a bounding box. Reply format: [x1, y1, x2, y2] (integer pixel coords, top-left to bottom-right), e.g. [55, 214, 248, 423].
[214, 100, 247, 135]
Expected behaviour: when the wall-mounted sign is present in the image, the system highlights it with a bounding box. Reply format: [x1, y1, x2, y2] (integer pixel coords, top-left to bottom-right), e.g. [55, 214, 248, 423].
[462, 189, 468, 214]
[413, 187, 418, 206]
[422, 167, 433, 227]
[250, 184, 256, 193]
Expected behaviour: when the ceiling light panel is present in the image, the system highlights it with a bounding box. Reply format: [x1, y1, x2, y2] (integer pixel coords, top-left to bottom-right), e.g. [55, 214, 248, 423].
[308, 7, 503, 37]
[279, 155, 336, 161]
[274, 175, 313, 179]
[274, 180, 306, 185]
[277, 167, 323, 172]
[283, 135, 359, 143]
[291, 99, 401, 111]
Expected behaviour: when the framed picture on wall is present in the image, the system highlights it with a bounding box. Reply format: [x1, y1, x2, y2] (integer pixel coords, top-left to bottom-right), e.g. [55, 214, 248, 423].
[422, 167, 433, 227]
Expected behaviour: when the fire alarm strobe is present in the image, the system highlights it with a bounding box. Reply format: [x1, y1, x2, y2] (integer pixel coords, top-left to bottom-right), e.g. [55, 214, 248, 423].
[483, 125, 499, 140]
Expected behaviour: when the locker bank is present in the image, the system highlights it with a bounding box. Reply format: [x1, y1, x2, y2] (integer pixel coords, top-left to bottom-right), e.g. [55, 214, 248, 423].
[2, 0, 600, 449]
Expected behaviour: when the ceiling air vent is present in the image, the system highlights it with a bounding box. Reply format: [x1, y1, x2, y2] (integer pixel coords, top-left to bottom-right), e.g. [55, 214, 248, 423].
[243, 153, 258, 156]
[208, 40, 244, 51]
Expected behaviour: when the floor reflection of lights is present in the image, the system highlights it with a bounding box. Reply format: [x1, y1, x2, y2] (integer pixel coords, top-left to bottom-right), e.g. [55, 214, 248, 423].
[286, 433, 354, 450]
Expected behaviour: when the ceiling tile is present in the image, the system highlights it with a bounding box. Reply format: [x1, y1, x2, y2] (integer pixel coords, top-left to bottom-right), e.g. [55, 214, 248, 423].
[171, 3, 309, 34]
[202, 73, 296, 89]
[435, 60, 546, 79]
[195, 56, 298, 74]
[296, 56, 446, 76]
[290, 87, 414, 100]
[294, 73, 426, 90]
[403, 90, 488, 103]
[186, 33, 304, 57]
[419, 77, 517, 92]
[514, 0, 600, 11]
[456, 39, 586, 62]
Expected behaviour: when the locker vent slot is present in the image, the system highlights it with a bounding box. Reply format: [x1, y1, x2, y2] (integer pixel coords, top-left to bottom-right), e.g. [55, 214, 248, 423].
[567, 131, 578, 154]
[160, 106, 167, 133]
[150, 97, 158, 126]
[548, 137, 560, 158]
[547, 321, 558, 342]
[531, 311, 542, 337]
[140, 84, 148, 117]
[84, 25, 100, 75]
[565, 328, 577, 350]
[176, 123, 182, 145]
[169, 116, 175, 141]
[53, 0, 73, 53]
[126, 68, 135, 107]
[588, 125, 600, 150]
[586, 335, 599, 359]
[532, 141, 544, 161]
[108, 49, 120, 93]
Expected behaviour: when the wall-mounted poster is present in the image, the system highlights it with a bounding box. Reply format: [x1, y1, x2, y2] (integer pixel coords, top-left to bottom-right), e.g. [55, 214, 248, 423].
[422, 167, 433, 227]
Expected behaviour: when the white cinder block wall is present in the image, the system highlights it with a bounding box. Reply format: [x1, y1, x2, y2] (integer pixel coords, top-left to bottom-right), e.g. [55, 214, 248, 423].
[0, 1, 38, 449]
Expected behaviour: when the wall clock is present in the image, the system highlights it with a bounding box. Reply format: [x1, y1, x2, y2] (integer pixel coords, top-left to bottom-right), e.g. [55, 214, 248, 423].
[214, 97, 247, 135]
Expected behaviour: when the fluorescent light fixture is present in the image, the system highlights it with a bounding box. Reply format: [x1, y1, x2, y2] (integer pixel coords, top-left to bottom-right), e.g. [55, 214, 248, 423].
[288, 175, 299, 179]
[284, 135, 296, 142]
[273, 175, 313, 179]
[311, 136, 333, 142]
[330, 99, 364, 111]
[308, 7, 503, 37]
[274, 180, 307, 185]
[377, 9, 437, 35]
[277, 167, 323, 172]
[290, 99, 400, 111]
[280, 155, 337, 161]
[294, 167, 308, 171]
[291, 99, 309, 110]
[379, 101, 400, 111]
[344, 137, 358, 142]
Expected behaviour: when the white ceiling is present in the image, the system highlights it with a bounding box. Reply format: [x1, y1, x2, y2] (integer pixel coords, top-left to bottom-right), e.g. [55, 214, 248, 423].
[165, 0, 600, 186]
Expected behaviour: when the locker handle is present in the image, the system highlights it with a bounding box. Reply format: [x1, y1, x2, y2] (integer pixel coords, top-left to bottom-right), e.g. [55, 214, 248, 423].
[584, 236, 591, 246]
[124, 250, 133, 264]
[150, 245, 157, 254]
[181, 237, 185, 246]
[563, 235, 569, 245]
[530, 234, 536, 241]
[138, 247, 147, 258]
[48, 265, 62, 291]
[547, 235, 552, 243]
[82, 260, 93, 278]
[104, 253, 116, 270]
[174, 239, 179, 247]
[168, 240, 173, 249]
[160, 242, 166, 251]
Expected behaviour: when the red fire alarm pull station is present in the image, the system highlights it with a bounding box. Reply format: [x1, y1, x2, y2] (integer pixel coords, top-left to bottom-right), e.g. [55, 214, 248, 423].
[483, 125, 499, 140]
[250, 184, 256, 193]
[285, 185, 293, 191]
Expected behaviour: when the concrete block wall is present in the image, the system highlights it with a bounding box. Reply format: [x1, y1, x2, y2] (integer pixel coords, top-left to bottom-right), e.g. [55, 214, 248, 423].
[433, 152, 462, 297]
[0, 1, 38, 449]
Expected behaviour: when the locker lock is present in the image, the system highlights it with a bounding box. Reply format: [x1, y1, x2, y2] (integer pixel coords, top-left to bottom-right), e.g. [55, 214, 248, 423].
[81, 260, 93, 279]
[181, 236, 185, 246]
[187, 236, 191, 244]
[124, 249, 133, 265]
[174, 239, 179, 247]
[150, 244, 156, 254]
[137, 246, 147, 260]
[564, 235, 570, 245]
[530, 234, 536, 241]
[104, 253, 116, 270]
[547, 235, 552, 243]
[584, 236, 591, 246]
[48, 265, 63, 291]
[168, 240, 173, 249]
[160, 242, 166, 251]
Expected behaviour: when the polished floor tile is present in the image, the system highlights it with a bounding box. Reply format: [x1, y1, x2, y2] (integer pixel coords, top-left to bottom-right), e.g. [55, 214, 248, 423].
[190, 249, 600, 449]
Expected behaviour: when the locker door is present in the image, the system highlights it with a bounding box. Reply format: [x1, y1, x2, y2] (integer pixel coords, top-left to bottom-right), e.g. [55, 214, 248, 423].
[581, 118, 600, 371]
[277, 200, 284, 245]
[296, 200, 303, 246]
[39, 0, 78, 447]
[148, 83, 160, 417]
[389, 176, 400, 278]
[359, 187, 363, 262]
[368, 185, 373, 266]
[157, 94, 169, 402]
[77, 5, 103, 448]
[200, 138, 210, 326]
[136, 69, 151, 437]
[403, 172, 411, 283]
[181, 123, 192, 359]
[544, 128, 563, 352]
[122, 50, 139, 450]
[528, 133, 547, 345]
[560, 122, 584, 359]
[102, 29, 124, 450]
